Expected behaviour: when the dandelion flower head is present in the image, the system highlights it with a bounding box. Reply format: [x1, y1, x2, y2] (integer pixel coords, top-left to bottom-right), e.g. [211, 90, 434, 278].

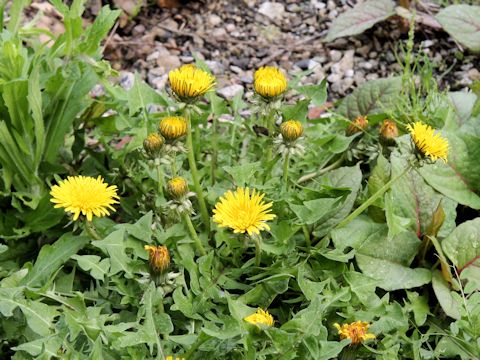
[254, 66, 287, 99]
[159, 116, 188, 140]
[244, 309, 274, 327]
[334, 321, 375, 345]
[168, 64, 215, 101]
[50, 175, 119, 221]
[406, 121, 448, 162]
[212, 187, 276, 236]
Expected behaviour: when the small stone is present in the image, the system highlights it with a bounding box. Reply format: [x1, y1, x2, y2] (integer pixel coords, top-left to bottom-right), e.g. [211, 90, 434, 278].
[179, 55, 194, 63]
[311, 0, 326, 10]
[345, 69, 354, 78]
[156, 54, 181, 71]
[295, 59, 311, 70]
[208, 14, 222, 27]
[468, 68, 480, 81]
[226, 23, 236, 32]
[132, 24, 145, 36]
[206, 60, 225, 75]
[327, 73, 342, 83]
[217, 84, 244, 100]
[258, 2, 285, 20]
[230, 65, 243, 74]
[212, 28, 227, 38]
[119, 71, 134, 90]
[329, 50, 342, 62]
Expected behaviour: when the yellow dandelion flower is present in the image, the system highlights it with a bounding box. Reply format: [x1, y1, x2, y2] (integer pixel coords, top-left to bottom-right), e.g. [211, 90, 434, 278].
[334, 321, 375, 345]
[159, 116, 188, 140]
[346, 115, 368, 136]
[165, 356, 185, 360]
[143, 133, 164, 157]
[168, 64, 215, 102]
[244, 308, 274, 327]
[144, 245, 170, 273]
[50, 176, 119, 222]
[212, 187, 276, 236]
[254, 66, 287, 99]
[280, 120, 303, 142]
[406, 121, 449, 162]
[167, 177, 189, 199]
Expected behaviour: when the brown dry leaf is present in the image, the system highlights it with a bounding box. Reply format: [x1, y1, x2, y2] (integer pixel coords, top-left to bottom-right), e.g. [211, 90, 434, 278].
[157, 0, 182, 9]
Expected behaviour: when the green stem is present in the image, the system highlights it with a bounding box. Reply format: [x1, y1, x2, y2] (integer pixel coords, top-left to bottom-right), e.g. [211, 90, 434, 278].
[336, 164, 412, 229]
[282, 153, 290, 191]
[171, 152, 177, 177]
[84, 220, 102, 241]
[302, 225, 311, 251]
[211, 116, 218, 186]
[182, 213, 207, 256]
[184, 109, 211, 232]
[265, 108, 275, 164]
[156, 162, 164, 197]
[252, 234, 262, 267]
[297, 155, 344, 184]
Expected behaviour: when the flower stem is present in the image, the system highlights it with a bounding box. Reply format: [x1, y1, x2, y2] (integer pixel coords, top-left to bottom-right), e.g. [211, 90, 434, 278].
[302, 225, 311, 251]
[184, 108, 210, 232]
[211, 116, 218, 186]
[171, 151, 177, 177]
[252, 234, 262, 267]
[265, 108, 275, 164]
[335, 164, 412, 229]
[282, 152, 290, 191]
[84, 220, 102, 241]
[182, 213, 207, 256]
[156, 162, 164, 197]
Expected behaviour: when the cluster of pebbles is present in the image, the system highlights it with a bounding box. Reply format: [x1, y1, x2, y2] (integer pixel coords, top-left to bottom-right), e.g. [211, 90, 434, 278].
[102, 0, 479, 104]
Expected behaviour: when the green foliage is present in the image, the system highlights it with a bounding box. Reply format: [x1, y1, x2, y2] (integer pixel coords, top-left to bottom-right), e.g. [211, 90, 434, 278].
[1, 2, 480, 360]
[0, 1, 120, 239]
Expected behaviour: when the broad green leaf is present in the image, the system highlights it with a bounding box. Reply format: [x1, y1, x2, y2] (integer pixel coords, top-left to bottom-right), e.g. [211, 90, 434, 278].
[0, 288, 58, 336]
[313, 165, 362, 236]
[92, 228, 131, 276]
[21, 233, 89, 288]
[442, 218, 480, 271]
[337, 77, 402, 119]
[435, 5, 480, 52]
[12, 337, 63, 358]
[432, 271, 461, 320]
[356, 254, 431, 291]
[344, 271, 381, 308]
[325, 0, 395, 42]
[419, 162, 480, 209]
[386, 155, 456, 238]
[223, 162, 262, 186]
[296, 80, 327, 106]
[290, 197, 343, 225]
[406, 291, 430, 326]
[79, 6, 121, 55]
[71, 254, 110, 280]
[127, 72, 167, 117]
[448, 91, 477, 127]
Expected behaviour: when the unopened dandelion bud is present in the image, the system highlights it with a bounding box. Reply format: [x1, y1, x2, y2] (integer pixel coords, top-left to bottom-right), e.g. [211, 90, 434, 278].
[346, 116, 368, 136]
[167, 177, 189, 199]
[379, 120, 398, 145]
[159, 116, 188, 140]
[280, 120, 303, 142]
[254, 66, 287, 99]
[144, 245, 170, 274]
[143, 133, 164, 157]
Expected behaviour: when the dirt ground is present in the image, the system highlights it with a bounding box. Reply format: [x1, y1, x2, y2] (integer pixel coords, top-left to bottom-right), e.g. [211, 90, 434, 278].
[30, 0, 480, 104]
